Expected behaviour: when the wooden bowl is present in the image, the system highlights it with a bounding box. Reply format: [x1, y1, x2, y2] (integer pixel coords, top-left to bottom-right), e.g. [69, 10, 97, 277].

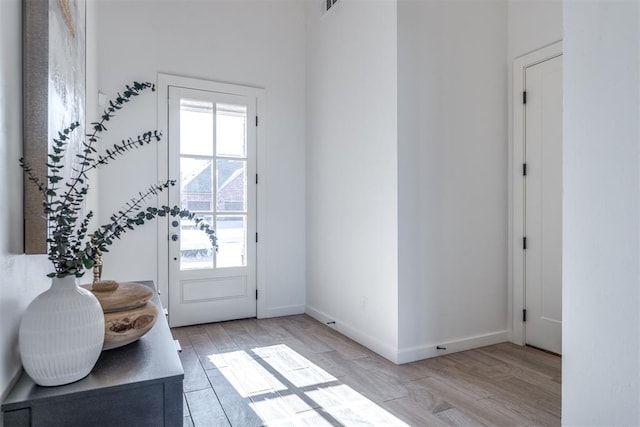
[81, 281, 158, 350]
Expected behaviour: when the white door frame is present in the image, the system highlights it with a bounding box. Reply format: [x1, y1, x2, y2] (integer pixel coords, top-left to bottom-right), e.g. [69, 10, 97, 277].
[510, 41, 562, 345]
[156, 73, 267, 319]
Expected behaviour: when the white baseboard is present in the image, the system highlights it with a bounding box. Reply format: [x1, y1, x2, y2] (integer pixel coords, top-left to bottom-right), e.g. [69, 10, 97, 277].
[396, 330, 510, 364]
[305, 305, 399, 362]
[305, 306, 509, 365]
[259, 304, 305, 319]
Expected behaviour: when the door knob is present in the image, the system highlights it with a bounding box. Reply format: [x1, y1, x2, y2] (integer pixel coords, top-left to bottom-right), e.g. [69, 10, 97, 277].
[172, 220, 179, 227]
[171, 234, 179, 242]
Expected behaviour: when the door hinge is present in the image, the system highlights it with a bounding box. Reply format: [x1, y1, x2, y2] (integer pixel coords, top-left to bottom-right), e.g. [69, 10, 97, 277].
[523, 309, 527, 322]
[256, 174, 258, 184]
[523, 237, 527, 250]
[256, 116, 259, 127]
[256, 289, 258, 300]
[522, 163, 527, 176]
[523, 91, 527, 104]
[256, 232, 259, 243]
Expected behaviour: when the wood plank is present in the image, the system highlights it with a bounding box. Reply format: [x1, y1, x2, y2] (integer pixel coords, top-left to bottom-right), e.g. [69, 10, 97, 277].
[203, 323, 239, 353]
[172, 315, 560, 426]
[321, 400, 411, 426]
[179, 347, 211, 393]
[256, 318, 296, 341]
[287, 314, 322, 329]
[447, 350, 496, 369]
[270, 388, 322, 415]
[189, 333, 223, 370]
[404, 380, 455, 413]
[463, 361, 561, 397]
[382, 380, 453, 426]
[493, 377, 561, 416]
[383, 397, 450, 427]
[249, 391, 297, 425]
[287, 408, 341, 426]
[432, 358, 561, 424]
[184, 388, 229, 427]
[205, 367, 263, 427]
[477, 344, 560, 378]
[456, 348, 504, 367]
[303, 383, 411, 426]
[312, 327, 371, 360]
[436, 407, 486, 426]
[183, 394, 190, 417]
[220, 321, 263, 352]
[352, 354, 436, 383]
[171, 327, 194, 350]
[416, 376, 526, 426]
[479, 394, 560, 426]
[425, 365, 494, 400]
[303, 350, 356, 379]
[339, 366, 409, 403]
[237, 318, 282, 345]
[280, 324, 334, 354]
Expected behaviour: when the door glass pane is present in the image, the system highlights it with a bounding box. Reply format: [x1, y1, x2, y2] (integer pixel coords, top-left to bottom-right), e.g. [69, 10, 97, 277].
[180, 216, 214, 270]
[216, 159, 246, 212]
[180, 99, 214, 156]
[216, 215, 246, 268]
[181, 158, 213, 212]
[216, 103, 246, 157]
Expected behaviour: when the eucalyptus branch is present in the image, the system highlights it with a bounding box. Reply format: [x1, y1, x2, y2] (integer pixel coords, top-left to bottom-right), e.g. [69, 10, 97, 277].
[107, 181, 175, 227]
[21, 80, 216, 278]
[19, 121, 81, 197]
[90, 205, 216, 256]
[88, 130, 162, 170]
[19, 159, 47, 195]
[57, 82, 155, 228]
[70, 211, 95, 255]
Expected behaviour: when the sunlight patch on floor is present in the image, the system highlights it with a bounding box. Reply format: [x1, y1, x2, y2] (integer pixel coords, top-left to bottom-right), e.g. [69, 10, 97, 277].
[208, 343, 409, 425]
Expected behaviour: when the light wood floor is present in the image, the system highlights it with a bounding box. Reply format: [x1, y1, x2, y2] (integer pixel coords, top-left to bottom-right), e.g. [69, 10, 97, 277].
[171, 314, 561, 426]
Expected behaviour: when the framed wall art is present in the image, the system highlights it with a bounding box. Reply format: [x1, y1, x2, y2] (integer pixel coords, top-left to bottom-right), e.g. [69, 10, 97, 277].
[23, 0, 86, 253]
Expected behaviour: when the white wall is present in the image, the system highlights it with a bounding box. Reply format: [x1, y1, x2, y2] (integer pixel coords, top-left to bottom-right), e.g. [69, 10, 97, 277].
[0, 0, 51, 399]
[305, 0, 399, 360]
[563, 1, 640, 424]
[507, 0, 562, 62]
[397, 0, 509, 362]
[94, 0, 306, 317]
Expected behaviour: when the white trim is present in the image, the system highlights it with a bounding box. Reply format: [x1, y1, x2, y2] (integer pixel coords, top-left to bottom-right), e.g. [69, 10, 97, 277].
[305, 305, 399, 363]
[510, 41, 562, 347]
[156, 73, 266, 319]
[255, 94, 268, 319]
[396, 330, 510, 364]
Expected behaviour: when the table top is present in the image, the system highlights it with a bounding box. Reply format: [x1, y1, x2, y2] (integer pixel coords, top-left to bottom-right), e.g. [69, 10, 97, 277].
[2, 281, 183, 411]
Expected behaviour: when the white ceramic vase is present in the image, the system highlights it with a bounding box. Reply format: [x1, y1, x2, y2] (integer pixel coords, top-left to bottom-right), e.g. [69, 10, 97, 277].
[19, 275, 105, 386]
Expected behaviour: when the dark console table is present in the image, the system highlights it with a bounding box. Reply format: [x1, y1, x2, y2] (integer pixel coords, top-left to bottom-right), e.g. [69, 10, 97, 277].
[1, 281, 183, 427]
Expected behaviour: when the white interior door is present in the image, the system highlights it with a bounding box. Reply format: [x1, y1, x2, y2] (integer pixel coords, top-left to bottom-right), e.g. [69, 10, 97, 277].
[524, 54, 563, 354]
[168, 85, 257, 327]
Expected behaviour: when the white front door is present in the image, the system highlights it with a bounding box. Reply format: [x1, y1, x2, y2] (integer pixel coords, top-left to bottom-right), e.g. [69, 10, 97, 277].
[524, 54, 563, 354]
[167, 85, 257, 327]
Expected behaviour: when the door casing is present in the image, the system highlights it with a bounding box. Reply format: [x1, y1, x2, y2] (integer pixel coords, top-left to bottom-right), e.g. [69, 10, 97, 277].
[510, 41, 562, 346]
[156, 73, 267, 319]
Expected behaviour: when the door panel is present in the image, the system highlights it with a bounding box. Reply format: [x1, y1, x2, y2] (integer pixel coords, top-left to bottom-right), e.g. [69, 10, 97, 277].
[168, 86, 256, 327]
[524, 54, 562, 354]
